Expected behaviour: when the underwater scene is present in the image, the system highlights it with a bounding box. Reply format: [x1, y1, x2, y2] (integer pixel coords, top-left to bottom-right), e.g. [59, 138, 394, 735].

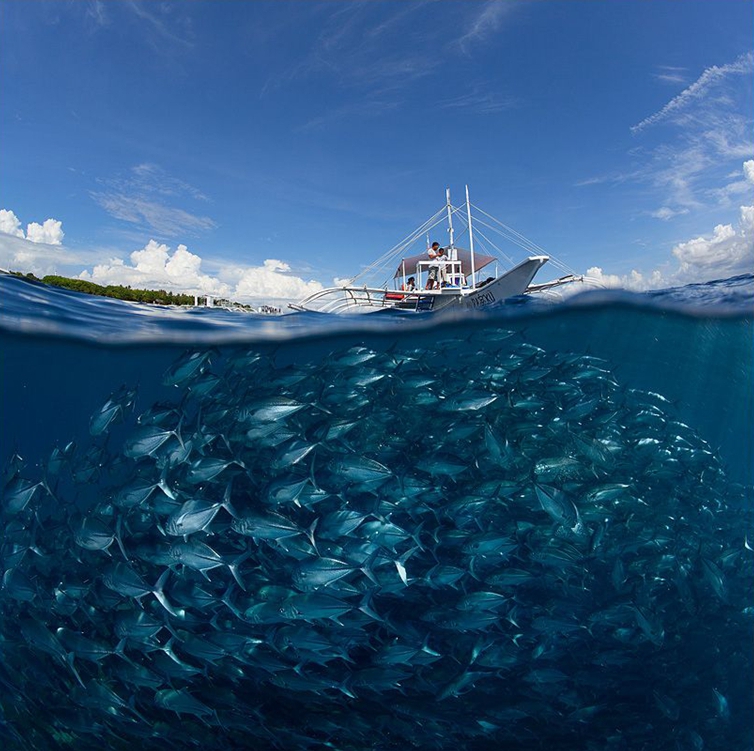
[1, 272, 752, 751]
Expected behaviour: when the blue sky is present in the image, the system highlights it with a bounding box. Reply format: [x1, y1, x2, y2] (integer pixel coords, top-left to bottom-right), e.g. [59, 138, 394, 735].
[0, 0, 752, 303]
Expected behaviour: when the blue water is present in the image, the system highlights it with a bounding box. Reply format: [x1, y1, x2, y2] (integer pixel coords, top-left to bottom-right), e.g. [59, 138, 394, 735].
[0, 272, 752, 750]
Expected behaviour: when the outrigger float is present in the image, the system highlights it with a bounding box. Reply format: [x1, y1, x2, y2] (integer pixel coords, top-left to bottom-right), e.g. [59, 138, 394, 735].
[290, 187, 591, 314]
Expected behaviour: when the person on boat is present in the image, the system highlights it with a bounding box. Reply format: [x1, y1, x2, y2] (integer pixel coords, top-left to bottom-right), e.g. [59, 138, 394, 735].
[430, 246, 450, 288]
[402, 276, 416, 292]
[427, 242, 443, 290]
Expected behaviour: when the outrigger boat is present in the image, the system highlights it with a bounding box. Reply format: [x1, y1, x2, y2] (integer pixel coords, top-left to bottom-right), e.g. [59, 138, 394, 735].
[290, 187, 587, 314]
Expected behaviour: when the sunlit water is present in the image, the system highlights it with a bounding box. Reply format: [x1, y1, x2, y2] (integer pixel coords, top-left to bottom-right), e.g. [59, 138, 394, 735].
[1, 272, 752, 750]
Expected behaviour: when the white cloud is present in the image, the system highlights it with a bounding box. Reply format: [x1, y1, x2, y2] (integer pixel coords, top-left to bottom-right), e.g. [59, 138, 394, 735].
[80, 240, 230, 296]
[585, 266, 666, 291]
[0, 209, 25, 238]
[78, 240, 323, 304]
[587, 160, 754, 290]
[0, 213, 79, 277]
[232, 259, 323, 302]
[649, 206, 689, 221]
[458, 1, 515, 54]
[583, 53, 754, 222]
[653, 66, 688, 86]
[632, 51, 754, 134]
[26, 218, 64, 245]
[91, 163, 215, 238]
[744, 159, 754, 183]
[671, 204, 753, 280]
[439, 84, 517, 115]
[0, 202, 322, 304]
[0, 210, 65, 245]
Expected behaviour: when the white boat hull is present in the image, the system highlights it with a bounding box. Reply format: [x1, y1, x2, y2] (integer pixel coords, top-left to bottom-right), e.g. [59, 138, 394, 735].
[290, 256, 551, 314]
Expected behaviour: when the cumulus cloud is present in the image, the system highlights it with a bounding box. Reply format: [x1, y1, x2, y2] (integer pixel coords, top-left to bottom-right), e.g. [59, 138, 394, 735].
[670, 204, 753, 281]
[584, 266, 666, 291]
[744, 159, 754, 183]
[0, 209, 65, 245]
[587, 160, 754, 290]
[80, 240, 231, 297]
[232, 259, 324, 302]
[26, 218, 64, 245]
[0, 210, 80, 276]
[0, 209, 25, 238]
[78, 240, 323, 304]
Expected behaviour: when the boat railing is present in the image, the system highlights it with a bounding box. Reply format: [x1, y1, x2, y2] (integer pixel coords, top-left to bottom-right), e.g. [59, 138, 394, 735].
[414, 259, 465, 288]
[288, 285, 400, 314]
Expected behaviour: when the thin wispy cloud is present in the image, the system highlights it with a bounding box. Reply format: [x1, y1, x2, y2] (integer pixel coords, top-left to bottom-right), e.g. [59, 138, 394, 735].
[91, 194, 216, 237]
[439, 84, 517, 115]
[122, 0, 194, 50]
[632, 51, 753, 134]
[458, 1, 517, 54]
[582, 51, 753, 220]
[653, 65, 688, 86]
[83, 0, 194, 51]
[91, 164, 216, 238]
[294, 99, 401, 133]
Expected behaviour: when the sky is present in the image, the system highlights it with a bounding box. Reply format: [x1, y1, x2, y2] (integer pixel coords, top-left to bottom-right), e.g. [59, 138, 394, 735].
[0, 0, 752, 304]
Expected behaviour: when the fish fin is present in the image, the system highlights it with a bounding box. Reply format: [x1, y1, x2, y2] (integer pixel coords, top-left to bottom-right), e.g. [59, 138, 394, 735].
[394, 546, 419, 586]
[337, 675, 356, 700]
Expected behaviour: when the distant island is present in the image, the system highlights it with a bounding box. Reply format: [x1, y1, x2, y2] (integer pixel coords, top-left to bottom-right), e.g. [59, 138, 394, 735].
[5, 270, 281, 313]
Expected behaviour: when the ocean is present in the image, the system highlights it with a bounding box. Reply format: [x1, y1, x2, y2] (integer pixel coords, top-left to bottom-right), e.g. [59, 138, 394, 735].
[1, 271, 752, 750]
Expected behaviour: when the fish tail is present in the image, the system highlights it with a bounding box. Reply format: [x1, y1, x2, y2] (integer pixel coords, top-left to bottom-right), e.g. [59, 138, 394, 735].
[305, 518, 319, 554]
[114, 515, 129, 561]
[220, 585, 243, 620]
[152, 569, 180, 617]
[360, 549, 380, 586]
[65, 652, 86, 688]
[228, 550, 251, 591]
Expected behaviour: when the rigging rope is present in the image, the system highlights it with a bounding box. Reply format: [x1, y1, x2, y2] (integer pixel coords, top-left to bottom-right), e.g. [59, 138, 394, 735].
[343, 200, 580, 287]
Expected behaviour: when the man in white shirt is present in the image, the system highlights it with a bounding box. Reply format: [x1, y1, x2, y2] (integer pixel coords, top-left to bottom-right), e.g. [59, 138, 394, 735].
[427, 242, 443, 289]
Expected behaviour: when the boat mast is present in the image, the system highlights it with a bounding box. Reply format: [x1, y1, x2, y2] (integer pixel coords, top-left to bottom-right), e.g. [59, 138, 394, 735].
[445, 188, 455, 260]
[466, 185, 476, 289]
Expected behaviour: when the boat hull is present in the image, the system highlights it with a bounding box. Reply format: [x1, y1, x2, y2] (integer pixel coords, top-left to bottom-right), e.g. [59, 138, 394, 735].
[289, 256, 551, 314]
[460, 256, 549, 310]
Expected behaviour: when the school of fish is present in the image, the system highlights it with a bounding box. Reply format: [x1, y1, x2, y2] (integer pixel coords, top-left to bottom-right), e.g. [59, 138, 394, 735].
[1, 330, 752, 750]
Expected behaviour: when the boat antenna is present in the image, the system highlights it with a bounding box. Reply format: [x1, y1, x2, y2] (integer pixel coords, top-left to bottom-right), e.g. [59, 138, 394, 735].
[466, 185, 476, 289]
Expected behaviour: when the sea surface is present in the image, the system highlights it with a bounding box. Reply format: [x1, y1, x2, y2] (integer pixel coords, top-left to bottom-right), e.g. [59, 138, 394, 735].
[0, 271, 752, 750]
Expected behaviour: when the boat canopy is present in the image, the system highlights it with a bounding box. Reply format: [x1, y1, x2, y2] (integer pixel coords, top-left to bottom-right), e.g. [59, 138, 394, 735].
[394, 246, 497, 280]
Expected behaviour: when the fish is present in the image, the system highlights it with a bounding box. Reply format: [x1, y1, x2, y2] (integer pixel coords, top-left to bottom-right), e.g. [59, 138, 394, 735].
[89, 385, 137, 435]
[0, 334, 751, 751]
